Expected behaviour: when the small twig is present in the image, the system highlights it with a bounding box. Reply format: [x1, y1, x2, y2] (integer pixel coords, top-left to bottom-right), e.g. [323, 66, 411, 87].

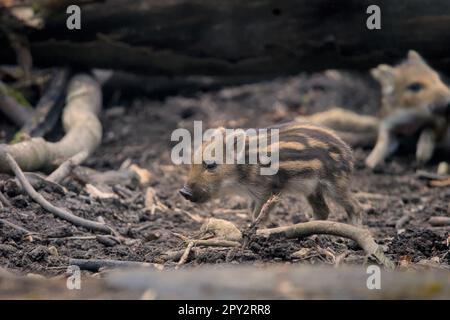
[416, 170, 449, 181]
[174, 208, 204, 223]
[0, 218, 36, 235]
[69, 258, 163, 272]
[190, 239, 241, 247]
[0, 191, 10, 207]
[48, 235, 96, 241]
[430, 177, 450, 188]
[176, 241, 194, 268]
[252, 195, 280, 228]
[47, 151, 89, 183]
[429, 216, 450, 227]
[173, 232, 240, 247]
[1, 150, 113, 234]
[395, 214, 412, 231]
[257, 221, 395, 270]
[354, 192, 393, 201]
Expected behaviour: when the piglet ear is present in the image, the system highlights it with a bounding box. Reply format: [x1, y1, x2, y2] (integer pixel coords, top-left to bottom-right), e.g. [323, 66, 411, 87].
[371, 64, 394, 81]
[371, 64, 396, 88]
[408, 50, 425, 63]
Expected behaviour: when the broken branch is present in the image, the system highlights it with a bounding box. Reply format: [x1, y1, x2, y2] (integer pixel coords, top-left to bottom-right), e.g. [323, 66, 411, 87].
[0, 217, 35, 235]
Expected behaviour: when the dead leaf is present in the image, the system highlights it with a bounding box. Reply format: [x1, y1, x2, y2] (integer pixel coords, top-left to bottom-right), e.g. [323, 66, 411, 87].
[85, 184, 118, 199]
[200, 218, 242, 242]
[399, 255, 413, 269]
[130, 164, 152, 186]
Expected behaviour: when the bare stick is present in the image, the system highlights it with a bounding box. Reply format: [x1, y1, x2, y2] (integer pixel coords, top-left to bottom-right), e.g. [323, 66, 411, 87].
[21, 69, 70, 137]
[191, 239, 241, 247]
[173, 233, 241, 247]
[429, 216, 450, 227]
[0, 218, 35, 235]
[395, 214, 412, 231]
[252, 195, 279, 228]
[430, 177, 450, 188]
[47, 151, 89, 183]
[0, 191, 11, 207]
[257, 221, 395, 269]
[176, 241, 194, 268]
[1, 150, 112, 234]
[69, 258, 163, 272]
[416, 170, 449, 181]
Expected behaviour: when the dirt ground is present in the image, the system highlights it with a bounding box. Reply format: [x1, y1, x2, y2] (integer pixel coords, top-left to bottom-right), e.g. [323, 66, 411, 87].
[0, 70, 449, 277]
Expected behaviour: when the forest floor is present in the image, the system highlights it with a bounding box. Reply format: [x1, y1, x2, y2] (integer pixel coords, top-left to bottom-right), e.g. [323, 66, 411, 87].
[0, 70, 449, 278]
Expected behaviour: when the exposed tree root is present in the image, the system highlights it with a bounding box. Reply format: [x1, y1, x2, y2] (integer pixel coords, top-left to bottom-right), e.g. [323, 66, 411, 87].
[257, 221, 395, 270]
[0, 80, 33, 127]
[0, 218, 36, 236]
[0, 73, 102, 173]
[47, 151, 89, 183]
[173, 232, 241, 248]
[0, 191, 11, 207]
[430, 177, 450, 187]
[0, 149, 113, 234]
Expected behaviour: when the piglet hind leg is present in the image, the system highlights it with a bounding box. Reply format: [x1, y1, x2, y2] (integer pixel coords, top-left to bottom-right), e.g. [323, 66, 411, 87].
[416, 128, 436, 165]
[365, 125, 399, 170]
[307, 189, 330, 221]
[336, 193, 363, 226]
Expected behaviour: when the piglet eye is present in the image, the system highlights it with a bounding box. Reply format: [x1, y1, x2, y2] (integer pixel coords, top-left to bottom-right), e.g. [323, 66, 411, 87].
[203, 160, 217, 170]
[407, 82, 424, 93]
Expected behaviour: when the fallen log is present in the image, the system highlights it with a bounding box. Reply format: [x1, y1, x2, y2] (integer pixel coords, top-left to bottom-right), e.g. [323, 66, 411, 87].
[3, 1, 450, 75]
[0, 73, 102, 173]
